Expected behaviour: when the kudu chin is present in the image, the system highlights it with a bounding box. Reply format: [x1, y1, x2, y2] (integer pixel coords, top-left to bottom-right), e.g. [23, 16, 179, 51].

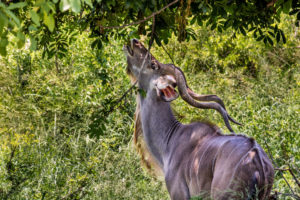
[124, 39, 274, 200]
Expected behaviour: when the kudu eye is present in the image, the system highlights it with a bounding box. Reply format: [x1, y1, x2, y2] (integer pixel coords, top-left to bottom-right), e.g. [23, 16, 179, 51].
[151, 63, 159, 70]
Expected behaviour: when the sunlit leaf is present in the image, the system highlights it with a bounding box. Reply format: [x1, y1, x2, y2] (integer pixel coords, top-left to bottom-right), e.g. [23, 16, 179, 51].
[84, 0, 93, 8]
[17, 31, 25, 49]
[60, 0, 71, 12]
[0, 37, 8, 56]
[7, 2, 27, 10]
[30, 35, 37, 50]
[70, 0, 81, 13]
[0, 13, 8, 34]
[44, 13, 55, 32]
[30, 10, 40, 26]
[3, 9, 20, 27]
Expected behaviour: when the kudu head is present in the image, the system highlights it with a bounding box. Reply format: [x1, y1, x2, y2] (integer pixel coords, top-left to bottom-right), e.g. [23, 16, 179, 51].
[123, 38, 179, 102]
[123, 39, 241, 132]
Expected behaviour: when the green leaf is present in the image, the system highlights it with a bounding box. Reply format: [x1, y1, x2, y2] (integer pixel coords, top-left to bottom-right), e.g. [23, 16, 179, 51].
[248, 27, 256, 32]
[266, 36, 273, 46]
[30, 10, 40, 26]
[0, 46, 7, 56]
[190, 16, 197, 25]
[211, 23, 217, 30]
[289, 9, 299, 15]
[44, 13, 55, 32]
[268, 31, 275, 38]
[197, 17, 203, 26]
[217, 26, 222, 33]
[280, 30, 286, 43]
[283, 0, 292, 14]
[0, 13, 8, 35]
[60, 0, 71, 12]
[224, 19, 231, 29]
[0, 37, 8, 47]
[257, 36, 264, 41]
[28, 24, 38, 31]
[254, 29, 258, 38]
[0, 37, 8, 56]
[263, 37, 267, 44]
[17, 31, 25, 48]
[30, 35, 37, 50]
[239, 26, 246, 36]
[0, 2, 5, 8]
[276, 32, 280, 42]
[70, 0, 81, 13]
[3, 9, 20, 27]
[47, 1, 56, 13]
[84, 0, 93, 8]
[7, 2, 27, 10]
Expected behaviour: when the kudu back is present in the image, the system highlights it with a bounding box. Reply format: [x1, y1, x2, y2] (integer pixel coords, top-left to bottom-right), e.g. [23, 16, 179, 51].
[124, 39, 274, 200]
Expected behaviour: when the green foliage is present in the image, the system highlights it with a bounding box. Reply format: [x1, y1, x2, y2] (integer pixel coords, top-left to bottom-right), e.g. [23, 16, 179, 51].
[0, 14, 299, 200]
[0, 0, 300, 57]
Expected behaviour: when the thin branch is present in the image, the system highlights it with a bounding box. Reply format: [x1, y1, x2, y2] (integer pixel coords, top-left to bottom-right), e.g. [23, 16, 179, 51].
[103, 80, 138, 116]
[160, 40, 175, 64]
[292, 164, 300, 177]
[288, 165, 300, 189]
[276, 192, 300, 200]
[99, 0, 179, 29]
[263, 139, 296, 196]
[274, 168, 289, 171]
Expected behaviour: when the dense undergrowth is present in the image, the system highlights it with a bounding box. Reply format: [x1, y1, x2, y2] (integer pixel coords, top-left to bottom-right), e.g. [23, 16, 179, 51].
[0, 15, 299, 199]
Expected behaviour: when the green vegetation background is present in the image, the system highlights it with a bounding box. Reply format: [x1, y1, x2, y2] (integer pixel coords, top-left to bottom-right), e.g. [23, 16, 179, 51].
[0, 15, 299, 199]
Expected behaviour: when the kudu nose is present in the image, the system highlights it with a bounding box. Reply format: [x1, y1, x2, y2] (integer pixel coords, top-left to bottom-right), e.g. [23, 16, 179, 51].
[132, 38, 139, 44]
[172, 82, 177, 88]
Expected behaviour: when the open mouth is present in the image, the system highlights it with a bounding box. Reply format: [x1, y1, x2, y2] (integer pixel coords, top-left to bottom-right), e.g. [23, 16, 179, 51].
[157, 85, 179, 102]
[123, 45, 133, 56]
[123, 39, 135, 56]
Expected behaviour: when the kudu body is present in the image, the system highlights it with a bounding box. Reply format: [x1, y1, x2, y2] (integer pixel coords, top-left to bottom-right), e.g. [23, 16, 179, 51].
[124, 39, 274, 200]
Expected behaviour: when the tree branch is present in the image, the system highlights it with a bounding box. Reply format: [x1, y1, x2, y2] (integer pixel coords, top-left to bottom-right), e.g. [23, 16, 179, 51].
[99, 0, 179, 29]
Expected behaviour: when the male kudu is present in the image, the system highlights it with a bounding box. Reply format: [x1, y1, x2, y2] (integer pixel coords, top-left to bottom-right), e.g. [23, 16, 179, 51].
[123, 39, 274, 200]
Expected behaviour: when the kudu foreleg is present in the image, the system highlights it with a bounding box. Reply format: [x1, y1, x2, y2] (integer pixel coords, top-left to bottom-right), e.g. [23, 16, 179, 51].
[165, 172, 191, 200]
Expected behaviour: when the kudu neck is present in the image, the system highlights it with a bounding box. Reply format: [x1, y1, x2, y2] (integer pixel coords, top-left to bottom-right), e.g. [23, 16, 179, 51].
[138, 90, 180, 166]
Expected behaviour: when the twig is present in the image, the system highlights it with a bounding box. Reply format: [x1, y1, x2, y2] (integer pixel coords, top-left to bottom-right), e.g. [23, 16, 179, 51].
[103, 80, 138, 116]
[275, 166, 300, 189]
[263, 139, 296, 196]
[274, 168, 288, 171]
[99, 0, 179, 29]
[288, 165, 300, 189]
[276, 192, 300, 200]
[160, 39, 175, 64]
[292, 164, 300, 177]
